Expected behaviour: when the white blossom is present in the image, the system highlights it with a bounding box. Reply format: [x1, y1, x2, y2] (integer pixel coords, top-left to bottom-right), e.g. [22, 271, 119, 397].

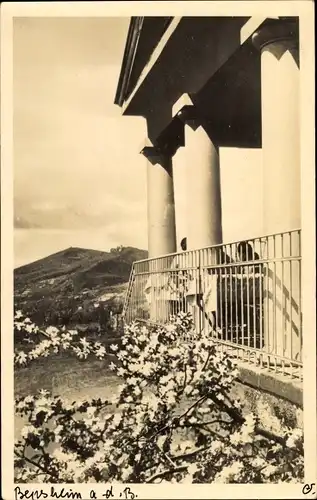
[16, 351, 28, 365]
[286, 428, 302, 448]
[45, 326, 59, 336]
[262, 464, 277, 477]
[21, 425, 35, 439]
[13, 311, 304, 485]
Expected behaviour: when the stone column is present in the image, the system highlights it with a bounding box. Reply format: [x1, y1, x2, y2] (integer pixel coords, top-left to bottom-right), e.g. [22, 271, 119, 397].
[176, 105, 223, 251]
[185, 124, 222, 251]
[141, 146, 177, 322]
[252, 20, 302, 363]
[173, 99, 223, 334]
[142, 147, 177, 258]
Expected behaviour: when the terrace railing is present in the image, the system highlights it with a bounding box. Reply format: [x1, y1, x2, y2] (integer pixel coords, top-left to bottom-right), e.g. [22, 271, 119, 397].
[123, 229, 302, 380]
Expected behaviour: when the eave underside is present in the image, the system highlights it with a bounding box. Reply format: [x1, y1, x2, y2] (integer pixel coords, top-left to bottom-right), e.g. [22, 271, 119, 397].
[116, 16, 296, 149]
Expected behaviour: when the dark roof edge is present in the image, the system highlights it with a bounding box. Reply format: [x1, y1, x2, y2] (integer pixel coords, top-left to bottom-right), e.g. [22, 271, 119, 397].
[114, 17, 144, 107]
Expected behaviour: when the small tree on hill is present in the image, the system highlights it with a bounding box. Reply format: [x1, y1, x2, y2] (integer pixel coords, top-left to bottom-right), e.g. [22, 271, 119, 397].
[110, 245, 124, 254]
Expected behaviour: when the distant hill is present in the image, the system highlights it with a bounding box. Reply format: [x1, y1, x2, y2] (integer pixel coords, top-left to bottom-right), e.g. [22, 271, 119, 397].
[14, 246, 148, 326]
[15, 246, 147, 284]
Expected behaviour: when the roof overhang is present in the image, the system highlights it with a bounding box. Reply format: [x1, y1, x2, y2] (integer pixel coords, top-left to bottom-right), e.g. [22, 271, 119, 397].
[114, 16, 295, 148]
[114, 17, 144, 107]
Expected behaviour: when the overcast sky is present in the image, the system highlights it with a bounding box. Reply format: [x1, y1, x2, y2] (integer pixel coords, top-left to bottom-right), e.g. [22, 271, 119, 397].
[13, 17, 148, 267]
[13, 16, 263, 268]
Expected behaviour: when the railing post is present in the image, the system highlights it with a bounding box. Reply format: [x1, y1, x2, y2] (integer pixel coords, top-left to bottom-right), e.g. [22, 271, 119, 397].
[188, 250, 203, 334]
[263, 231, 302, 362]
[123, 264, 135, 320]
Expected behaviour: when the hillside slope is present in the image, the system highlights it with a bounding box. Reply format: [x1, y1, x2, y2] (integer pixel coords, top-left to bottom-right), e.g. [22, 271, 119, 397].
[14, 246, 148, 325]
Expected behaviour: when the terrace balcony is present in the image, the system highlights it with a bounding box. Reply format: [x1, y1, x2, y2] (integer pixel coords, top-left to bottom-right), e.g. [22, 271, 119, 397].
[123, 229, 303, 404]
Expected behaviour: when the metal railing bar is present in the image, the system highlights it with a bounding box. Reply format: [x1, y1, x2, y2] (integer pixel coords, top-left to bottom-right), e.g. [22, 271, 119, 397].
[134, 256, 301, 275]
[133, 228, 301, 264]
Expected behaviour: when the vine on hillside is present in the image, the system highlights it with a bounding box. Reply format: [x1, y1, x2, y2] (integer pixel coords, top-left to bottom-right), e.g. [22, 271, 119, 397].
[14, 311, 304, 483]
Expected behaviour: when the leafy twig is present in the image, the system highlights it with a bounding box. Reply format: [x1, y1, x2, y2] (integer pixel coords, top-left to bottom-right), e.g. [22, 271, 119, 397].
[179, 395, 207, 420]
[172, 444, 213, 461]
[146, 465, 188, 483]
[14, 450, 59, 480]
[202, 347, 211, 372]
[182, 364, 187, 392]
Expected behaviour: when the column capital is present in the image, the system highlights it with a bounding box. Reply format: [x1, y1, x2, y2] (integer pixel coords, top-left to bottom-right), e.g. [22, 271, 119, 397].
[140, 143, 164, 166]
[172, 93, 195, 117]
[252, 19, 299, 52]
[140, 140, 173, 168]
[172, 93, 209, 131]
[140, 113, 185, 162]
